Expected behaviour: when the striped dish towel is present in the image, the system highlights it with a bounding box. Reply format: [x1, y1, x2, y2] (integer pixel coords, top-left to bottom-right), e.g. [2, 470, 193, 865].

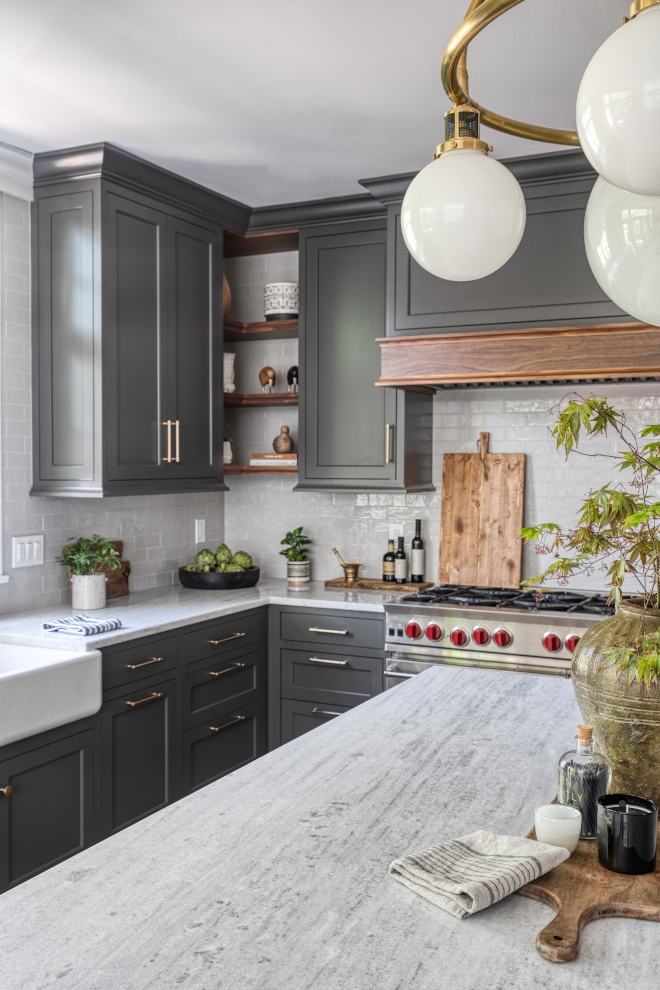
[389, 829, 569, 919]
[43, 614, 122, 635]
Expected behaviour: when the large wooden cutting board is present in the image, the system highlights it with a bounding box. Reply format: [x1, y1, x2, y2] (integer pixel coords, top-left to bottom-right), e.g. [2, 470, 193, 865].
[438, 433, 525, 589]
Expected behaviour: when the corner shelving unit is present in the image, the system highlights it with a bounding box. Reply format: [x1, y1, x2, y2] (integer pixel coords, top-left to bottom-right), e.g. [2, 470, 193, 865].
[223, 227, 300, 476]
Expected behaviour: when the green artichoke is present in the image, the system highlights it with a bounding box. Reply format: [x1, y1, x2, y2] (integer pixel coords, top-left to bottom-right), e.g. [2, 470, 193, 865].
[232, 551, 253, 570]
[224, 563, 244, 572]
[185, 563, 201, 572]
[215, 543, 232, 566]
[195, 548, 216, 567]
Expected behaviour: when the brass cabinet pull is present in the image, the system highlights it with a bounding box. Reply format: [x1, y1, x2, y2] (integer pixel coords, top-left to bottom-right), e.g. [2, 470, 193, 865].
[385, 423, 392, 464]
[0, 785, 12, 797]
[310, 708, 343, 716]
[162, 420, 172, 463]
[209, 715, 246, 732]
[308, 627, 348, 635]
[174, 419, 180, 463]
[206, 632, 246, 645]
[125, 657, 164, 670]
[309, 656, 348, 666]
[208, 662, 246, 677]
[124, 691, 164, 708]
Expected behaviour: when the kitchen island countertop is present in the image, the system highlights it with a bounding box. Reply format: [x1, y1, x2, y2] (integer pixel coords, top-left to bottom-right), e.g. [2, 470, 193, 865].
[0, 579, 397, 651]
[0, 664, 654, 989]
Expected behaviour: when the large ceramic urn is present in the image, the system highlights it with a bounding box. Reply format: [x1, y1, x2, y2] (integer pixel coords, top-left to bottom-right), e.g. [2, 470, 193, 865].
[572, 599, 660, 804]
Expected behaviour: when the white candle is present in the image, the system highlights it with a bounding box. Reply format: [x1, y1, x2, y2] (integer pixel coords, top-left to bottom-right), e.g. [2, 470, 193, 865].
[535, 804, 582, 853]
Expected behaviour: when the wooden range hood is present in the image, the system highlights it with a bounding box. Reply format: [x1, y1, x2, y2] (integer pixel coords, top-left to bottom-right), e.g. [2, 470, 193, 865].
[376, 322, 660, 390]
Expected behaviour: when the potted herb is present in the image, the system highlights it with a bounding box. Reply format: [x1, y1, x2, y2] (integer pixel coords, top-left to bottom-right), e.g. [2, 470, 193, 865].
[280, 526, 312, 586]
[56, 536, 121, 610]
[521, 394, 660, 802]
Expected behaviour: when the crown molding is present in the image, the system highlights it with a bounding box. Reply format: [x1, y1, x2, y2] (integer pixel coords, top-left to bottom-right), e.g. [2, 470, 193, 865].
[247, 193, 385, 233]
[0, 142, 33, 201]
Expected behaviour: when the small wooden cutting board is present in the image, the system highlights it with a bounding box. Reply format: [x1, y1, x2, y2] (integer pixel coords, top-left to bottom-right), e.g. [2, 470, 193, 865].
[438, 432, 524, 589]
[517, 819, 660, 962]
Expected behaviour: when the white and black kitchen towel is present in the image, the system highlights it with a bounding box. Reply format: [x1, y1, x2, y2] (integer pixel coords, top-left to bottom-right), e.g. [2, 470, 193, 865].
[43, 614, 122, 635]
[389, 829, 569, 919]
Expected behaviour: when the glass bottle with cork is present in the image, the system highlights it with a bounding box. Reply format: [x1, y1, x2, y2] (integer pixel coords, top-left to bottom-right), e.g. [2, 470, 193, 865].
[394, 537, 407, 584]
[411, 519, 425, 583]
[382, 541, 395, 583]
[558, 724, 611, 840]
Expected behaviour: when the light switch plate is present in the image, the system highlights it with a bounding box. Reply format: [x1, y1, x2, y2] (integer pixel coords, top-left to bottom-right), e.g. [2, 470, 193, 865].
[389, 523, 405, 543]
[194, 519, 206, 544]
[12, 534, 45, 568]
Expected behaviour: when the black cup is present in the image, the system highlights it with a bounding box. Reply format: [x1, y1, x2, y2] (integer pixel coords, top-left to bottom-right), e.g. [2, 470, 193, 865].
[597, 793, 658, 875]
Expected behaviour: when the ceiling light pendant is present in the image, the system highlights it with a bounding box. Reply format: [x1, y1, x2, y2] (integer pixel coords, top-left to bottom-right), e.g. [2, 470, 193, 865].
[401, 105, 526, 281]
[584, 177, 660, 326]
[577, 0, 660, 196]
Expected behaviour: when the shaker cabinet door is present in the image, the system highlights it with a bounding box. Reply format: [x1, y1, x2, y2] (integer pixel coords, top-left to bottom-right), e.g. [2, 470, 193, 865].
[165, 216, 222, 481]
[182, 700, 266, 795]
[101, 678, 177, 836]
[0, 730, 95, 893]
[105, 191, 170, 482]
[298, 222, 399, 489]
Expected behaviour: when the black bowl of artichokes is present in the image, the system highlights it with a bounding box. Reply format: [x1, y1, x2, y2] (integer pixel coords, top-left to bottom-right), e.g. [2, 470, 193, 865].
[178, 544, 260, 590]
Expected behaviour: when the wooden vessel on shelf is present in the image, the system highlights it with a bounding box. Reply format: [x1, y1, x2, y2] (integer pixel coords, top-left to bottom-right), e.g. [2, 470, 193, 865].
[224, 393, 299, 406]
[224, 465, 298, 475]
[224, 319, 298, 342]
[324, 577, 433, 592]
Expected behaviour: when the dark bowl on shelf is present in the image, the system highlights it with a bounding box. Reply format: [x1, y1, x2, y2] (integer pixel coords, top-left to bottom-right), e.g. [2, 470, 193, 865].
[178, 566, 260, 590]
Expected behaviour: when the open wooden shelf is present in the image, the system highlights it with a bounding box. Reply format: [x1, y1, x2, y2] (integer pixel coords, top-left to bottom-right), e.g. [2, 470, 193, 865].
[223, 229, 299, 258]
[224, 392, 298, 407]
[224, 464, 298, 475]
[224, 319, 298, 342]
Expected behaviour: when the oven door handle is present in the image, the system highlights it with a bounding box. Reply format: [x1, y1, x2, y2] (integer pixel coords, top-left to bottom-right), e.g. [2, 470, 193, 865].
[385, 670, 416, 680]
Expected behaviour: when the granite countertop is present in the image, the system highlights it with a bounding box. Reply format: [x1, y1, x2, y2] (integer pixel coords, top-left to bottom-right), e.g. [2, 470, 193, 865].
[0, 665, 653, 989]
[0, 579, 401, 651]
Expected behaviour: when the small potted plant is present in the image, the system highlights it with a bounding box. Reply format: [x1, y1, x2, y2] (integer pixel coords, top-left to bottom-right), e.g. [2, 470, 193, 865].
[280, 526, 312, 586]
[56, 536, 121, 610]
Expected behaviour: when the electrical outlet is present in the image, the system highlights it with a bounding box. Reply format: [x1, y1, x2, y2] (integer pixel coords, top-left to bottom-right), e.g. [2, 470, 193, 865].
[389, 523, 405, 543]
[194, 519, 206, 544]
[12, 534, 45, 568]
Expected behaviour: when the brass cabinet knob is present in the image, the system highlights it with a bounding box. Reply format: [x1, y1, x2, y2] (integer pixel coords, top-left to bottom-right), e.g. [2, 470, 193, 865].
[0, 785, 12, 796]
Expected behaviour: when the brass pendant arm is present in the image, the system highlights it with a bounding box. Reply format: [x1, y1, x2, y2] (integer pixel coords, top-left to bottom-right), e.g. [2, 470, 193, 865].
[441, 0, 580, 146]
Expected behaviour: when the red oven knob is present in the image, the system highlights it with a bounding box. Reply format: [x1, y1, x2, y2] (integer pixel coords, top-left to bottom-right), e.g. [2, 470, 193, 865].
[426, 623, 443, 641]
[543, 632, 563, 653]
[450, 627, 468, 647]
[472, 626, 490, 646]
[565, 634, 581, 653]
[405, 621, 422, 640]
[493, 628, 512, 648]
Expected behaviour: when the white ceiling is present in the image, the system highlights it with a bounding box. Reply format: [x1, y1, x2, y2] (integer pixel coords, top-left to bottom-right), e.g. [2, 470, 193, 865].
[0, 0, 624, 207]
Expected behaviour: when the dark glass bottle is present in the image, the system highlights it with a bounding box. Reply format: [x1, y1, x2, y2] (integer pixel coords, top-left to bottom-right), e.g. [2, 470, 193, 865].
[558, 724, 611, 840]
[394, 536, 407, 584]
[411, 519, 425, 583]
[382, 540, 396, 582]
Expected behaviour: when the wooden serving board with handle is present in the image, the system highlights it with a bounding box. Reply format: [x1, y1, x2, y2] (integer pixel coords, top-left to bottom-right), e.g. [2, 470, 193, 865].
[516, 811, 660, 962]
[438, 432, 525, 589]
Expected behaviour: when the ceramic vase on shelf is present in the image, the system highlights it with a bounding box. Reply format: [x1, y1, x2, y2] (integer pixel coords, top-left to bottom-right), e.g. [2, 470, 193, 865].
[223, 352, 236, 393]
[71, 573, 107, 610]
[572, 598, 660, 804]
[223, 441, 233, 465]
[264, 282, 298, 321]
[273, 425, 294, 454]
[287, 560, 310, 587]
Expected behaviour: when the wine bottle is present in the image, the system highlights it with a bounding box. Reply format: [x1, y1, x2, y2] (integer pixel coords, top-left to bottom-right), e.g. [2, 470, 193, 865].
[382, 540, 395, 582]
[394, 536, 407, 584]
[411, 519, 425, 583]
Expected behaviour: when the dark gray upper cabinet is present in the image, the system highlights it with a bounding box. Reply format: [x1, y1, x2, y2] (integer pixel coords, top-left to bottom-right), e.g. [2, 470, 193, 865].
[296, 220, 433, 493]
[387, 165, 628, 336]
[31, 144, 226, 497]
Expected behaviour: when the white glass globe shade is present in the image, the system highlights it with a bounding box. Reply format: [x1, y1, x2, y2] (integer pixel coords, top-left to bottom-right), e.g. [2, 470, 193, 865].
[401, 149, 526, 281]
[577, 6, 660, 196]
[584, 176, 660, 325]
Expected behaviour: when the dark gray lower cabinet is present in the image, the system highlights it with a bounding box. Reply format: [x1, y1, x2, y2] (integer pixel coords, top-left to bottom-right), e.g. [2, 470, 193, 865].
[0, 730, 95, 891]
[281, 700, 351, 743]
[182, 699, 266, 794]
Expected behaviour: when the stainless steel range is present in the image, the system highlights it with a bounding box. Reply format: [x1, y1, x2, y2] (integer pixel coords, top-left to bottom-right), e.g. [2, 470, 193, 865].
[384, 585, 623, 686]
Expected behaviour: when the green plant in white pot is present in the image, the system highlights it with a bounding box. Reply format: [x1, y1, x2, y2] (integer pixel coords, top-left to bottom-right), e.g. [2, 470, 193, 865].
[56, 536, 121, 610]
[280, 527, 312, 587]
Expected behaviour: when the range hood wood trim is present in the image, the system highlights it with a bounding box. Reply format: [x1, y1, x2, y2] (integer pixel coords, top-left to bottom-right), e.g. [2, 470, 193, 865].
[376, 322, 660, 387]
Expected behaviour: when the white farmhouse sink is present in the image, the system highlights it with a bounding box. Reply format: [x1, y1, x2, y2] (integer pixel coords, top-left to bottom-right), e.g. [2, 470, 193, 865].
[0, 644, 102, 747]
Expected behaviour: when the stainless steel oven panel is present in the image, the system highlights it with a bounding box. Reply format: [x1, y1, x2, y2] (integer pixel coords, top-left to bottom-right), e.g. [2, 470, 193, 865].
[384, 656, 436, 689]
[385, 647, 570, 678]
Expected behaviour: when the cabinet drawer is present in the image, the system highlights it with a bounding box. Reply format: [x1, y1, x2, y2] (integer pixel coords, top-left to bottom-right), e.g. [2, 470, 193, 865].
[281, 649, 382, 707]
[281, 699, 350, 744]
[182, 648, 265, 729]
[182, 610, 264, 665]
[279, 610, 383, 651]
[182, 700, 266, 795]
[102, 636, 177, 691]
